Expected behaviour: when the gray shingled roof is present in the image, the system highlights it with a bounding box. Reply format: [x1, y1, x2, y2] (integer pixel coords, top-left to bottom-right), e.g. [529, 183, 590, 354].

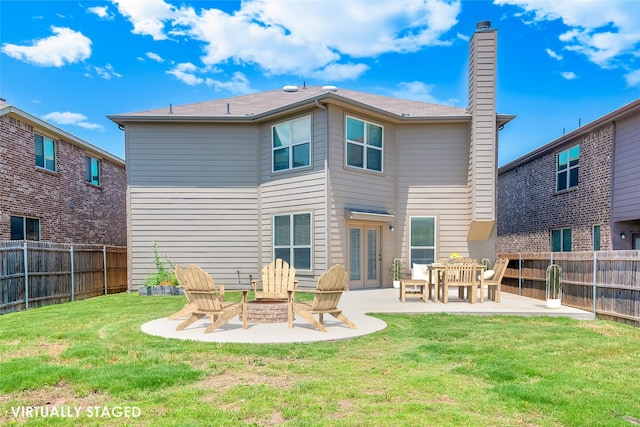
[109, 86, 469, 121]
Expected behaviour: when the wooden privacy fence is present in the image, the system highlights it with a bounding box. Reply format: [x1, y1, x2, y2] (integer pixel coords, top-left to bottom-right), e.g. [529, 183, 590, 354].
[0, 241, 127, 314]
[498, 250, 640, 326]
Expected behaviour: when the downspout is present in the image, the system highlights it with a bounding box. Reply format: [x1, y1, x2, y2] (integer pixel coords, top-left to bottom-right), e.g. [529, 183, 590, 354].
[315, 99, 329, 272]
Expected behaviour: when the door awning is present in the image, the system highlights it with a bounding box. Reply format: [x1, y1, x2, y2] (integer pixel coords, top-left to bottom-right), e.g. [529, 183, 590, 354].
[344, 208, 394, 222]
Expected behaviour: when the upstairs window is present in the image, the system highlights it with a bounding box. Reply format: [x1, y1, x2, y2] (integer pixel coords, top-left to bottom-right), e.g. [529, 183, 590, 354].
[592, 225, 601, 251]
[10, 215, 40, 241]
[551, 228, 572, 252]
[86, 156, 100, 186]
[272, 116, 311, 172]
[35, 134, 56, 171]
[346, 116, 383, 172]
[556, 145, 579, 192]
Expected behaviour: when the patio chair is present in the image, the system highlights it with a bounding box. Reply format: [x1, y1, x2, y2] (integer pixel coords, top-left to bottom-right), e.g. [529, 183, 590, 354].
[442, 258, 479, 304]
[168, 264, 225, 320]
[484, 258, 509, 303]
[289, 264, 356, 332]
[399, 263, 429, 303]
[251, 258, 297, 301]
[174, 264, 247, 333]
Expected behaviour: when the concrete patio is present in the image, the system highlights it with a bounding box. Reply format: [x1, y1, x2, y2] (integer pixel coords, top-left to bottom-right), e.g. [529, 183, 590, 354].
[141, 288, 594, 344]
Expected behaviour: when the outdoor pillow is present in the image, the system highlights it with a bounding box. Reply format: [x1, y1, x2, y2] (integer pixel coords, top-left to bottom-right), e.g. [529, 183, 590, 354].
[483, 270, 495, 280]
[412, 263, 429, 280]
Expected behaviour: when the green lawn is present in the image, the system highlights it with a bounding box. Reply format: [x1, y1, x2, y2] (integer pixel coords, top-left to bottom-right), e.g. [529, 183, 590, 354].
[1, 293, 639, 426]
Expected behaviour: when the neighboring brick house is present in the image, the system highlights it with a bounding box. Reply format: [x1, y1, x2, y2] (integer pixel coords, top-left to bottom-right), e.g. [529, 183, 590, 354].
[0, 99, 126, 246]
[497, 98, 640, 253]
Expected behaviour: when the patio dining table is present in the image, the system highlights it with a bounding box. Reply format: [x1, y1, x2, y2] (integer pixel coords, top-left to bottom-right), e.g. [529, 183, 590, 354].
[429, 261, 486, 303]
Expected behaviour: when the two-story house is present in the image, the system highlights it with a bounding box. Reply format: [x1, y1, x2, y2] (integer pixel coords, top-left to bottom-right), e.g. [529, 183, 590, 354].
[0, 100, 127, 246]
[497, 98, 640, 253]
[109, 21, 514, 289]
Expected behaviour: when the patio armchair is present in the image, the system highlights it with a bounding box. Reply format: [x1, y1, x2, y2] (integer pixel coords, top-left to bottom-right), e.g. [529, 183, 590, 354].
[251, 258, 297, 301]
[483, 258, 509, 303]
[442, 258, 479, 304]
[289, 264, 356, 332]
[174, 264, 247, 333]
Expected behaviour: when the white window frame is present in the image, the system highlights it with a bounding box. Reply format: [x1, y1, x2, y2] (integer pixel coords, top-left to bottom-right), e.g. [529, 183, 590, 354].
[345, 115, 383, 173]
[272, 115, 311, 173]
[556, 144, 579, 192]
[86, 156, 101, 186]
[551, 227, 572, 252]
[273, 212, 312, 272]
[35, 134, 56, 171]
[409, 216, 437, 266]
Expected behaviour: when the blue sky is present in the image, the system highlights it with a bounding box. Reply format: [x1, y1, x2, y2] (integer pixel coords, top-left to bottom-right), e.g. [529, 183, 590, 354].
[1, 0, 639, 165]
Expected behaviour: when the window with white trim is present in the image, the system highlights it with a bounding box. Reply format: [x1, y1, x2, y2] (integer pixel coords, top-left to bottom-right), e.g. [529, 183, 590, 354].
[273, 212, 311, 270]
[86, 156, 100, 186]
[346, 116, 383, 172]
[10, 215, 40, 240]
[551, 228, 572, 252]
[35, 134, 56, 171]
[272, 116, 311, 172]
[410, 217, 436, 265]
[556, 145, 579, 192]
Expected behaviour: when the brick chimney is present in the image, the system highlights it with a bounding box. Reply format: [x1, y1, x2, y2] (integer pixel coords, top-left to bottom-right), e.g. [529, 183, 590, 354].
[467, 20, 497, 241]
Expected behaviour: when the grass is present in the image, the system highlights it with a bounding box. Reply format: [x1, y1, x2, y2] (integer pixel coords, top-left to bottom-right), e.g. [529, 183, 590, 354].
[1, 293, 639, 426]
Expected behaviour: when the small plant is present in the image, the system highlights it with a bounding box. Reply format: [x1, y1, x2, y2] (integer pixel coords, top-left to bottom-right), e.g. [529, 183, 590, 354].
[392, 258, 403, 281]
[143, 241, 178, 288]
[449, 253, 462, 259]
[546, 264, 563, 308]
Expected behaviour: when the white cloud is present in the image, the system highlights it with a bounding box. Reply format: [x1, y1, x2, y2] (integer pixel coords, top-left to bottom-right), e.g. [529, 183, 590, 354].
[310, 63, 370, 81]
[113, 0, 462, 80]
[205, 72, 253, 94]
[111, 0, 176, 40]
[87, 6, 114, 20]
[166, 62, 204, 85]
[94, 63, 122, 79]
[0, 26, 91, 67]
[561, 71, 577, 80]
[146, 51, 164, 62]
[495, 0, 640, 68]
[545, 48, 562, 60]
[625, 70, 640, 88]
[389, 81, 439, 103]
[42, 111, 105, 131]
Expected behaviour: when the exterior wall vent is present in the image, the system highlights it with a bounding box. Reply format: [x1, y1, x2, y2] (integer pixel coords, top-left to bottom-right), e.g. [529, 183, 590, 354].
[283, 85, 298, 92]
[322, 85, 338, 92]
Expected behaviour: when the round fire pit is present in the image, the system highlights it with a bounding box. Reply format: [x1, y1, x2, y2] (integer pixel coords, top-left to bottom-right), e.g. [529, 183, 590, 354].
[245, 300, 289, 323]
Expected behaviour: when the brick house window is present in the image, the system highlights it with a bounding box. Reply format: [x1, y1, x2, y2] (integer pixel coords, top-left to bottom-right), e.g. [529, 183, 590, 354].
[593, 225, 601, 251]
[551, 228, 571, 252]
[35, 134, 56, 171]
[272, 115, 311, 172]
[86, 156, 101, 185]
[273, 212, 311, 270]
[10, 216, 40, 240]
[556, 144, 579, 192]
[346, 116, 383, 172]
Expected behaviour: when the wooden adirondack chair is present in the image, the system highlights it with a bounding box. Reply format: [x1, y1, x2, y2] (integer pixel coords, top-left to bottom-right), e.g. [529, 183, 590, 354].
[168, 264, 225, 320]
[289, 264, 356, 332]
[174, 264, 247, 333]
[442, 258, 479, 304]
[251, 258, 297, 301]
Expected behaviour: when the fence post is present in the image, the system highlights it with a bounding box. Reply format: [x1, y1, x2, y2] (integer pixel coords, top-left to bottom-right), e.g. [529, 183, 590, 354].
[518, 253, 522, 295]
[103, 246, 108, 295]
[593, 251, 597, 316]
[70, 245, 75, 302]
[23, 242, 29, 310]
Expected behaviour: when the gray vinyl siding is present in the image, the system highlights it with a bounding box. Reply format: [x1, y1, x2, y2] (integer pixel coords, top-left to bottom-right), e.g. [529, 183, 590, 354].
[397, 124, 471, 259]
[613, 114, 640, 222]
[126, 122, 259, 288]
[258, 109, 327, 285]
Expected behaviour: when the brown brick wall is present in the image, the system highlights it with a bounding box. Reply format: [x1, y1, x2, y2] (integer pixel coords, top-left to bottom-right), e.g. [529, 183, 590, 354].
[0, 114, 126, 246]
[497, 123, 613, 253]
